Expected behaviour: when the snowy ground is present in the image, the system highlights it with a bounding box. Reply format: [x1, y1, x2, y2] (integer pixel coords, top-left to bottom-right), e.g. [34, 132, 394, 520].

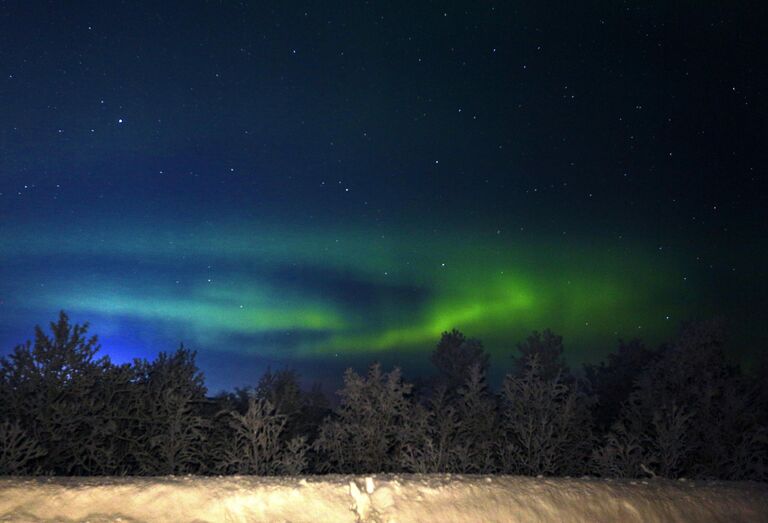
[0, 474, 766, 522]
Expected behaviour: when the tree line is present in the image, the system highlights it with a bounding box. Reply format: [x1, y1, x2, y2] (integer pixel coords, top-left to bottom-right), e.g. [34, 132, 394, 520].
[0, 312, 765, 480]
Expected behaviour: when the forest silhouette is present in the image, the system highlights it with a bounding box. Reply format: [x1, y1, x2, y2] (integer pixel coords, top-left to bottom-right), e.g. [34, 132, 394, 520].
[1, 312, 765, 480]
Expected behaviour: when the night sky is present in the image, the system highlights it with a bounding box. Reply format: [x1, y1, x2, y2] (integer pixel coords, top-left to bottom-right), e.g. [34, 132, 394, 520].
[1, 2, 765, 393]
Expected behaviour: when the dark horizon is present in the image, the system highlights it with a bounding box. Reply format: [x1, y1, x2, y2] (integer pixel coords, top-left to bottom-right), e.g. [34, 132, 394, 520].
[2, 310, 759, 396]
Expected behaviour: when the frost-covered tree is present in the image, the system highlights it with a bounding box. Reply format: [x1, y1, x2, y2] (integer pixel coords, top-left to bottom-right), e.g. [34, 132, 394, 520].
[593, 395, 694, 479]
[500, 355, 593, 476]
[257, 368, 329, 443]
[399, 383, 461, 473]
[214, 395, 308, 475]
[594, 319, 766, 479]
[431, 329, 489, 390]
[131, 346, 208, 475]
[592, 414, 646, 478]
[68, 361, 138, 475]
[298, 382, 331, 441]
[0, 420, 46, 475]
[584, 339, 660, 430]
[0, 311, 118, 474]
[256, 369, 303, 418]
[454, 364, 498, 472]
[314, 363, 413, 473]
[398, 403, 441, 473]
[731, 356, 768, 481]
[223, 371, 328, 444]
[511, 329, 570, 381]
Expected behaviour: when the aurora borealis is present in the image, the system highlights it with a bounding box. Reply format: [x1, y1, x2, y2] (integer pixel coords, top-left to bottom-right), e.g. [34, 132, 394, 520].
[1, 2, 765, 392]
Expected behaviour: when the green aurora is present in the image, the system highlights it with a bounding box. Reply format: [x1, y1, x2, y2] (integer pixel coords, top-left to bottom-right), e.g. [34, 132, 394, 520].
[1, 1, 765, 394]
[2, 217, 695, 370]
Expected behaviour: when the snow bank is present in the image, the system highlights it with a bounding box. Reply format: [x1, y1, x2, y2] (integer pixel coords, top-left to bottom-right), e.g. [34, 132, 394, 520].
[0, 474, 766, 522]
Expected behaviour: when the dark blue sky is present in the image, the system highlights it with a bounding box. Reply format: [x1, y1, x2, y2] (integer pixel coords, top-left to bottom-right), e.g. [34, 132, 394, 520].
[1, 1, 765, 393]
